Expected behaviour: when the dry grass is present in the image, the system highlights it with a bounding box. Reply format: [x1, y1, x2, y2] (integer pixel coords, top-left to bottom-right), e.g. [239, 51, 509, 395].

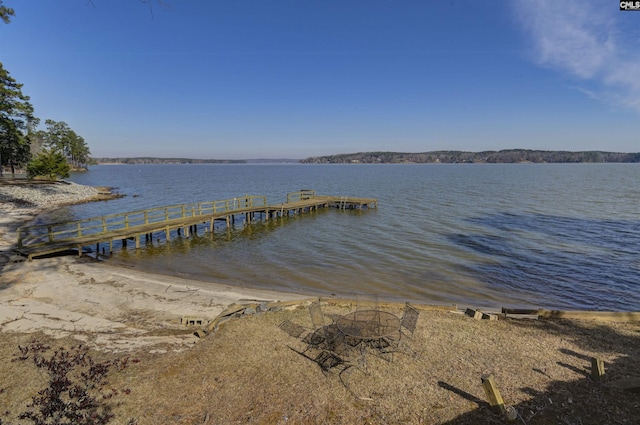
[1, 302, 639, 425]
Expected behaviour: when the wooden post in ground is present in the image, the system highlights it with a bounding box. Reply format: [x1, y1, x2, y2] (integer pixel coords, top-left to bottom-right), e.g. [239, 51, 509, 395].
[481, 375, 506, 415]
[591, 357, 605, 381]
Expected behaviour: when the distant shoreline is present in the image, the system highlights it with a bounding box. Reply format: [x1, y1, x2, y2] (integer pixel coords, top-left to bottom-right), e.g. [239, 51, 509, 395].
[92, 149, 640, 165]
[92, 158, 299, 165]
[300, 149, 640, 164]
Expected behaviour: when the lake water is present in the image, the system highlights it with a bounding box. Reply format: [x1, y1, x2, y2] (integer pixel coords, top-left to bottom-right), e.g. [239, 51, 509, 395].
[42, 163, 640, 311]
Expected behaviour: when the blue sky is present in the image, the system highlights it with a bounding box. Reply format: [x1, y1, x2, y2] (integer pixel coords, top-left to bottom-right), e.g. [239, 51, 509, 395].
[1, 0, 639, 159]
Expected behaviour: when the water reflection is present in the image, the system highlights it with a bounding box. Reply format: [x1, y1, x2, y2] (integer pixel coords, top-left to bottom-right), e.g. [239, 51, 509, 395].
[113, 214, 297, 260]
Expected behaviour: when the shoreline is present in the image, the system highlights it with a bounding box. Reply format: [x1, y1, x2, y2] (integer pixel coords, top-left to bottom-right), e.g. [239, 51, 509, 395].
[2, 179, 638, 353]
[0, 179, 309, 352]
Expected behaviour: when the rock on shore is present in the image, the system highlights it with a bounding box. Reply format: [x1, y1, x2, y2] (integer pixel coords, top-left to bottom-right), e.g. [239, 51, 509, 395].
[0, 180, 99, 210]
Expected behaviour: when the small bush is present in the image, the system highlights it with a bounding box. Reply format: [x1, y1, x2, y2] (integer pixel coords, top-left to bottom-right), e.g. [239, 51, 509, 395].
[26, 148, 70, 181]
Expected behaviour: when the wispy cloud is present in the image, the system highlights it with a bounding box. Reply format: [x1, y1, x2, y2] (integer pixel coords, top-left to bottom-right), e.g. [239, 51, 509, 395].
[513, 0, 640, 112]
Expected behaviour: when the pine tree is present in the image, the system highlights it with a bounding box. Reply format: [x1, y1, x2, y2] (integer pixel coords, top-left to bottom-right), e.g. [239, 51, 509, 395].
[0, 62, 35, 177]
[0, 0, 15, 24]
[26, 148, 71, 181]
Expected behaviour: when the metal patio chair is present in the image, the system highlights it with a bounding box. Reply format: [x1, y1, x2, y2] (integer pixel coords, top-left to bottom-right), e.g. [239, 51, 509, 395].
[382, 302, 420, 358]
[287, 302, 365, 387]
[309, 301, 330, 329]
[307, 301, 354, 353]
[288, 346, 355, 388]
[300, 301, 329, 348]
[399, 302, 420, 339]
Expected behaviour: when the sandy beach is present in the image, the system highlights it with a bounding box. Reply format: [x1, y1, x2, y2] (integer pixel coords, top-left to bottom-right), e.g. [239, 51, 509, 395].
[0, 179, 308, 352]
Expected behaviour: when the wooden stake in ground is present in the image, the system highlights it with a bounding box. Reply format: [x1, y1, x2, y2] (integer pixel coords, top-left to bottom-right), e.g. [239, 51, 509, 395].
[591, 357, 605, 381]
[481, 374, 506, 415]
[481, 375, 518, 421]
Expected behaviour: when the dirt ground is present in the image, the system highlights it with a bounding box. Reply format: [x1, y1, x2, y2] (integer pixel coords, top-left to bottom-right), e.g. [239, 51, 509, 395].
[1, 300, 639, 425]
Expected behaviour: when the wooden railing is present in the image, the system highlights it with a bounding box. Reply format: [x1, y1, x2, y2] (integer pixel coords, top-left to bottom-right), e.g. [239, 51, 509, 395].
[17, 195, 268, 249]
[286, 190, 316, 203]
[14, 190, 377, 256]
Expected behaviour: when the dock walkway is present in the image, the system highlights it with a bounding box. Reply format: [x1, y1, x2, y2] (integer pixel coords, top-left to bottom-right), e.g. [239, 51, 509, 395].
[15, 190, 377, 260]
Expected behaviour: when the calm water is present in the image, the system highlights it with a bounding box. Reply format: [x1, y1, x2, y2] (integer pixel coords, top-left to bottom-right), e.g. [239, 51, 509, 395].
[40, 163, 640, 311]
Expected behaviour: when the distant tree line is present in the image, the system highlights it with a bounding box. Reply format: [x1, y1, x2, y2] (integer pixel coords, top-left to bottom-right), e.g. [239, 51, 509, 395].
[93, 158, 303, 164]
[94, 158, 247, 165]
[300, 150, 640, 164]
[0, 1, 92, 180]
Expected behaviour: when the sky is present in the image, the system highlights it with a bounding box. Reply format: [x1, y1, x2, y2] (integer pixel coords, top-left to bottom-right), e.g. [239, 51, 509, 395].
[1, 0, 639, 160]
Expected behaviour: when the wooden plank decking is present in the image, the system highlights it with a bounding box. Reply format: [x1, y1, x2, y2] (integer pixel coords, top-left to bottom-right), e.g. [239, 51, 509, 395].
[15, 190, 377, 260]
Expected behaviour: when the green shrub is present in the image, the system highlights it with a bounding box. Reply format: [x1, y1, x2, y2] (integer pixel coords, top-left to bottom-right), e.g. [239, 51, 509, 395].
[26, 148, 70, 181]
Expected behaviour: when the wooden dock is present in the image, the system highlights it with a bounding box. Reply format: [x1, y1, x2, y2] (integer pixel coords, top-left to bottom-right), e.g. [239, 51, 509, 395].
[15, 190, 377, 261]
